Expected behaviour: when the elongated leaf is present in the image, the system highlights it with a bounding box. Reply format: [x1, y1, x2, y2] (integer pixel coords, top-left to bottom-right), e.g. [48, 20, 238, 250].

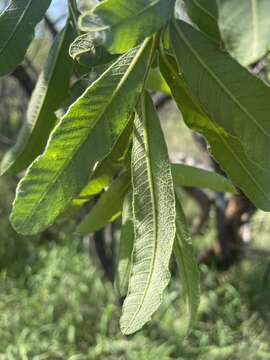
[170, 20, 270, 177]
[147, 67, 171, 94]
[217, 0, 270, 66]
[77, 171, 130, 235]
[120, 92, 176, 335]
[174, 192, 200, 326]
[79, 0, 175, 53]
[160, 51, 270, 210]
[184, 0, 220, 40]
[115, 192, 134, 297]
[172, 163, 235, 192]
[11, 38, 154, 235]
[0, 0, 52, 76]
[1, 20, 75, 175]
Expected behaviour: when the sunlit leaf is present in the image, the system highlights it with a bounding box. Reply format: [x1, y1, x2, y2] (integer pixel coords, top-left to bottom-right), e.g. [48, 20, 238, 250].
[11, 38, 154, 235]
[120, 92, 176, 335]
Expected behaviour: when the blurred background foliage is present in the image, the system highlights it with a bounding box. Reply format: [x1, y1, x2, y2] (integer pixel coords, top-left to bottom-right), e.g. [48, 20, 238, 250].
[0, 0, 270, 359]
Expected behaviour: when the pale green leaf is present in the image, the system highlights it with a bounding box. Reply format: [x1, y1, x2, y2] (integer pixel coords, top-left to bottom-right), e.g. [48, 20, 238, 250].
[217, 0, 270, 66]
[115, 191, 134, 297]
[172, 163, 236, 192]
[120, 92, 176, 335]
[0, 0, 52, 76]
[147, 67, 171, 94]
[174, 192, 200, 326]
[160, 50, 270, 211]
[1, 20, 75, 175]
[79, 0, 175, 53]
[76, 171, 130, 235]
[11, 38, 154, 235]
[184, 0, 220, 40]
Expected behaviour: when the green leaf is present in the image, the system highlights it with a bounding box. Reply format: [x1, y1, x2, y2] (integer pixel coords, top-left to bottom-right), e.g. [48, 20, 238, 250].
[160, 51, 270, 211]
[0, 0, 52, 76]
[115, 191, 134, 297]
[174, 192, 200, 327]
[70, 32, 117, 67]
[147, 67, 171, 94]
[172, 163, 236, 193]
[170, 21, 270, 183]
[76, 116, 133, 201]
[120, 92, 176, 335]
[217, 0, 270, 66]
[1, 19, 75, 175]
[79, 0, 175, 53]
[11, 38, 154, 235]
[76, 171, 130, 235]
[184, 0, 220, 41]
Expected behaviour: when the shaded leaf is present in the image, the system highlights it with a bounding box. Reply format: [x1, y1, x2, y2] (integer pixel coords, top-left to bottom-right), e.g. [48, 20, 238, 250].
[115, 191, 134, 297]
[79, 0, 175, 53]
[11, 38, 154, 235]
[76, 171, 130, 235]
[1, 19, 75, 175]
[174, 192, 200, 326]
[172, 163, 236, 192]
[160, 50, 270, 210]
[0, 0, 52, 76]
[217, 0, 270, 66]
[120, 92, 176, 335]
[184, 0, 220, 40]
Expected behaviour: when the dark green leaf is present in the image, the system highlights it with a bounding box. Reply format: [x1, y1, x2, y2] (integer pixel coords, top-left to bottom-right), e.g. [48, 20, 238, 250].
[174, 192, 200, 327]
[115, 191, 134, 297]
[0, 0, 52, 76]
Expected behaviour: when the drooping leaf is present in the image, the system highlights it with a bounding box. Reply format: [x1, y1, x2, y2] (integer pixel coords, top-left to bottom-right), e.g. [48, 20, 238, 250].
[172, 163, 236, 193]
[160, 51, 270, 211]
[184, 0, 220, 40]
[11, 38, 154, 235]
[79, 0, 176, 53]
[120, 92, 176, 335]
[217, 0, 270, 66]
[174, 192, 200, 326]
[170, 20, 270, 181]
[115, 191, 134, 297]
[76, 171, 130, 235]
[0, 0, 52, 76]
[1, 19, 75, 175]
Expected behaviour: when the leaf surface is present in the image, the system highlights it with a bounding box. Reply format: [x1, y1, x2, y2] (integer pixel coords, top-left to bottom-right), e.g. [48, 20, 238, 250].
[11, 39, 153, 235]
[79, 0, 175, 53]
[160, 52, 270, 211]
[172, 163, 235, 193]
[115, 191, 134, 297]
[217, 0, 270, 66]
[170, 20, 270, 175]
[174, 192, 200, 326]
[1, 20, 75, 175]
[0, 0, 52, 76]
[184, 0, 220, 40]
[120, 92, 176, 335]
[77, 171, 130, 235]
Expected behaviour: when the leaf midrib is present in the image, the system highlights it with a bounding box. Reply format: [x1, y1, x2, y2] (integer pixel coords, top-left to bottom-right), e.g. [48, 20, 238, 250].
[0, 0, 34, 56]
[173, 20, 270, 142]
[124, 95, 158, 333]
[15, 39, 152, 231]
[189, 0, 217, 22]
